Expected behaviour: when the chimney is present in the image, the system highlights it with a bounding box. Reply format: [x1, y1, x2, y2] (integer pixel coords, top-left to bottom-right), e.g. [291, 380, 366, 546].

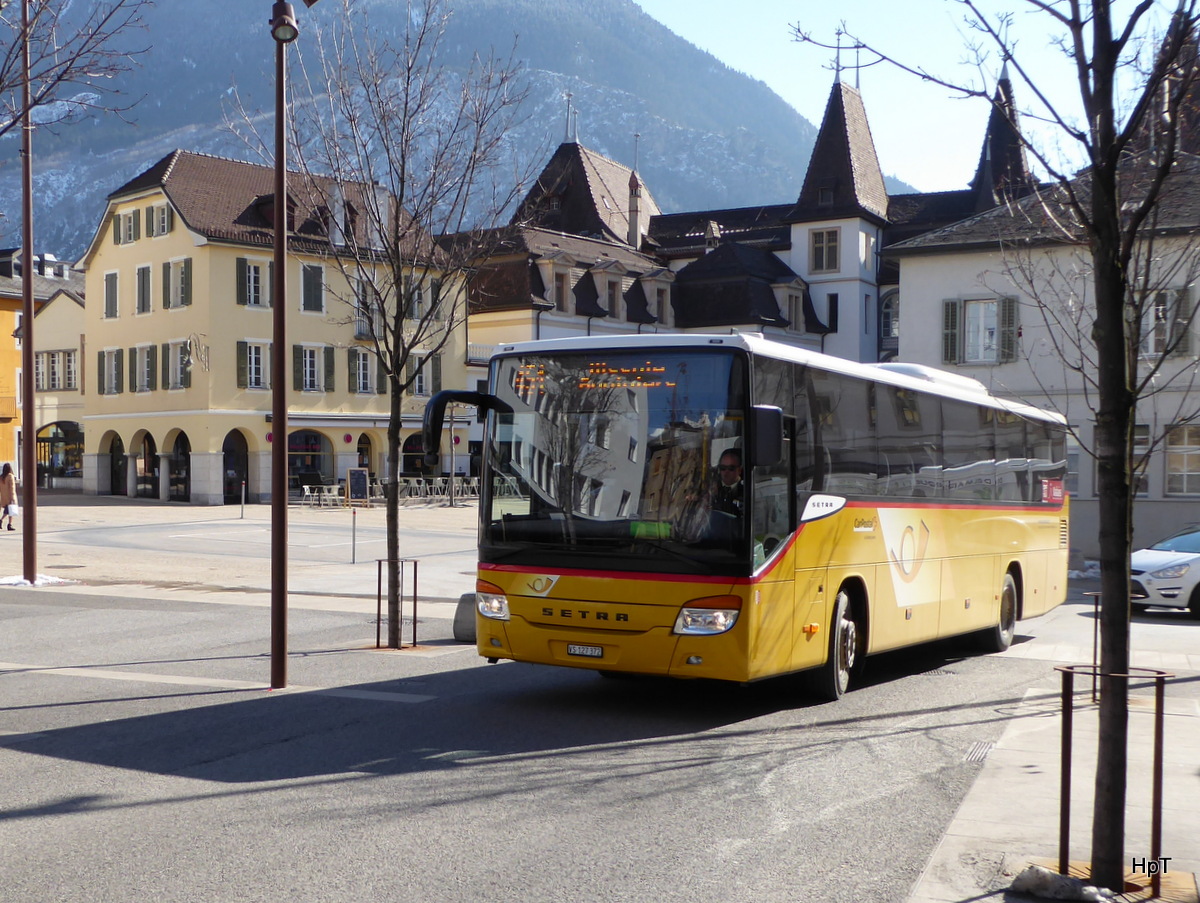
[627, 169, 641, 248]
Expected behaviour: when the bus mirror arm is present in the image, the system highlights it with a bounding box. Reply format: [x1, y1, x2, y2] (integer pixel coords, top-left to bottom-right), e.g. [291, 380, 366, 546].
[422, 390, 512, 467]
[751, 405, 785, 467]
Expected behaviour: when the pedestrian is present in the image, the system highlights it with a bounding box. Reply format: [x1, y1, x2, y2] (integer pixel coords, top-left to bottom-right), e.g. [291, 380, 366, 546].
[0, 462, 16, 531]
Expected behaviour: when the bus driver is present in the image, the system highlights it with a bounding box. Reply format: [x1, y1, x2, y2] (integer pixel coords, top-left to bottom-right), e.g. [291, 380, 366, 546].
[711, 448, 744, 516]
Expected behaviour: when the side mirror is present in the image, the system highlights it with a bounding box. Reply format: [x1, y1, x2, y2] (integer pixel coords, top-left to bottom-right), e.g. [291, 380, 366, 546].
[751, 405, 784, 467]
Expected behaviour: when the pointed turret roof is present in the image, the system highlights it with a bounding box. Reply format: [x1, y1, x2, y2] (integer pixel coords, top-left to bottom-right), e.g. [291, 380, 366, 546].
[788, 81, 889, 224]
[969, 65, 1034, 210]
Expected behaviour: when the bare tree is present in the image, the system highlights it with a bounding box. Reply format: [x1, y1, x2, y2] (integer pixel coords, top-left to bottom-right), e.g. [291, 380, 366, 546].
[797, 1, 1200, 890]
[0, 0, 150, 138]
[276, 0, 531, 647]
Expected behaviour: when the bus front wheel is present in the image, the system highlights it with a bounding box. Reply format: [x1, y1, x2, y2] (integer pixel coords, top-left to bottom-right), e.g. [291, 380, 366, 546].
[809, 589, 861, 701]
[979, 572, 1018, 653]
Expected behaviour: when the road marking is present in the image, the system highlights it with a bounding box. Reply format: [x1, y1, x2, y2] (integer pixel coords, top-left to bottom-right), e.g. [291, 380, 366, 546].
[0, 661, 434, 703]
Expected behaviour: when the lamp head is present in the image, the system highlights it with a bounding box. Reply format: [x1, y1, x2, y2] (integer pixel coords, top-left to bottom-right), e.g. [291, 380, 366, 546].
[300, 0, 322, 7]
[270, 1, 299, 43]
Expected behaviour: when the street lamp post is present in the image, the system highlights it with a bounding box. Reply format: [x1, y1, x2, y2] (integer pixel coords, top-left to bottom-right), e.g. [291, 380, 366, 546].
[20, 0, 37, 584]
[269, 0, 319, 689]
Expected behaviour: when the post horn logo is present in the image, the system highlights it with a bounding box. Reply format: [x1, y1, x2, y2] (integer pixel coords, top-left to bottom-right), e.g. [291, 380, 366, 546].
[888, 521, 931, 584]
[526, 575, 560, 597]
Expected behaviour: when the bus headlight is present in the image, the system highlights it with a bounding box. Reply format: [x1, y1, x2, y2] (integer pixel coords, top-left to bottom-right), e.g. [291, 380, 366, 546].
[674, 595, 742, 635]
[476, 580, 510, 621]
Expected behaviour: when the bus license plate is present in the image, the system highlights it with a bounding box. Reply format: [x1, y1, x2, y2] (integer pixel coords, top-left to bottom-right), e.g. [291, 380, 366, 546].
[567, 644, 604, 658]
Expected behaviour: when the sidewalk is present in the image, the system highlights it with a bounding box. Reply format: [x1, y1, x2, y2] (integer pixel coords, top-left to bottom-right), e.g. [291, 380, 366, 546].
[907, 684, 1200, 902]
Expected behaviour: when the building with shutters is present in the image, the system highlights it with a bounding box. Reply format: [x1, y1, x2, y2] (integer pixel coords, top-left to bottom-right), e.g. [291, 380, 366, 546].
[73, 150, 464, 504]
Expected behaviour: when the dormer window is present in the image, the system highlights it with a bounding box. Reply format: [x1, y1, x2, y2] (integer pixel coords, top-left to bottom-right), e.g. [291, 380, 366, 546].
[818, 187, 835, 206]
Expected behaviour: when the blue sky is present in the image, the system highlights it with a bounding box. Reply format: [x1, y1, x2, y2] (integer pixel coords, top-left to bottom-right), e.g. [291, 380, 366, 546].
[632, 1, 1173, 193]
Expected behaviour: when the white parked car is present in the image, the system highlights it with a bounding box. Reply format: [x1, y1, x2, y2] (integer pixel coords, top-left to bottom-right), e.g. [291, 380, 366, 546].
[1130, 526, 1200, 616]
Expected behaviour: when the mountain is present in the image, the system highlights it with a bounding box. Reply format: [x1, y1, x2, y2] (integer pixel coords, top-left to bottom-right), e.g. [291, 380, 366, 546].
[0, 0, 910, 261]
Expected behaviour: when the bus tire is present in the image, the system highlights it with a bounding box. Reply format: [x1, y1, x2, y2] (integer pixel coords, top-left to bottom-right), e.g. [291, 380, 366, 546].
[809, 589, 861, 701]
[980, 572, 1018, 653]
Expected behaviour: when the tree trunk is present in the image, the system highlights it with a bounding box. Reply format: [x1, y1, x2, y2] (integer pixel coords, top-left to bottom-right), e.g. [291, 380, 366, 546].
[1088, 163, 1134, 891]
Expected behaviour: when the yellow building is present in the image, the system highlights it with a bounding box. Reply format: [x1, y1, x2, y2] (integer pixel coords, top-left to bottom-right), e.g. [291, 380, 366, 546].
[0, 250, 85, 486]
[74, 150, 466, 504]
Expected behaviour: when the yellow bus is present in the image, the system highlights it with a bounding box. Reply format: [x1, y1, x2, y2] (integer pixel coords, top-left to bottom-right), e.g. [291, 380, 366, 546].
[424, 333, 1068, 699]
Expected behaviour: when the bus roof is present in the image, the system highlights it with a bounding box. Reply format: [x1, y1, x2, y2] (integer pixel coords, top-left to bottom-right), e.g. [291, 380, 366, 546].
[490, 332, 1066, 426]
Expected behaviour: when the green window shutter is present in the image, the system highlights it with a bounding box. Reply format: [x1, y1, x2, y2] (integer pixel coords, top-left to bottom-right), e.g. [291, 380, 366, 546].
[181, 344, 192, 388]
[998, 297, 1018, 362]
[942, 300, 960, 364]
[97, 350, 106, 394]
[324, 346, 335, 392]
[347, 348, 357, 394]
[165, 205, 174, 234]
[237, 341, 248, 388]
[161, 343, 169, 389]
[303, 265, 323, 312]
[111, 213, 122, 245]
[432, 354, 442, 393]
[405, 356, 416, 391]
[267, 260, 274, 308]
[105, 272, 118, 318]
[115, 349, 124, 394]
[236, 258, 248, 305]
[181, 259, 192, 306]
[431, 279, 443, 320]
[131, 209, 141, 241]
[145, 206, 154, 236]
[377, 356, 387, 395]
[162, 262, 171, 308]
[137, 266, 149, 312]
[293, 345, 303, 391]
[128, 347, 136, 392]
[147, 345, 157, 391]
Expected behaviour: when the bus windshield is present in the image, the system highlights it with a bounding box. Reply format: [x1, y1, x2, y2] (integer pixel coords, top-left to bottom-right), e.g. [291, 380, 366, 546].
[482, 349, 751, 575]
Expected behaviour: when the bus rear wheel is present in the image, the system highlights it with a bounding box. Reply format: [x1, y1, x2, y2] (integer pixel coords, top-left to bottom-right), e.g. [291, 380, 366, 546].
[809, 589, 861, 701]
[979, 573, 1017, 653]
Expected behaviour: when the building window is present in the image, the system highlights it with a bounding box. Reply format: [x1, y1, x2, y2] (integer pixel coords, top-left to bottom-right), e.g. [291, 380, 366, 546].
[236, 341, 269, 389]
[236, 257, 269, 307]
[165, 341, 191, 390]
[98, 348, 123, 395]
[136, 265, 152, 314]
[810, 229, 839, 273]
[1141, 289, 1192, 357]
[42, 350, 81, 391]
[104, 272, 119, 318]
[149, 203, 173, 237]
[294, 344, 334, 392]
[881, 292, 899, 338]
[406, 353, 441, 397]
[112, 209, 140, 245]
[354, 276, 377, 338]
[655, 287, 669, 326]
[942, 297, 1018, 364]
[302, 264, 324, 313]
[132, 345, 157, 392]
[303, 346, 319, 390]
[164, 258, 192, 309]
[1166, 424, 1200, 495]
[607, 280, 621, 320]
[555, 272, 569, 312]
[404, 276, 425, 319]
[787, 293, 803, 332]
[351, 348, 375, 394]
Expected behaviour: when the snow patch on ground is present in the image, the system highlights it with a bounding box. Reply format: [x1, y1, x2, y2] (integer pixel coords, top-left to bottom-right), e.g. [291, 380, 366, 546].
[0, 575, 77, 587]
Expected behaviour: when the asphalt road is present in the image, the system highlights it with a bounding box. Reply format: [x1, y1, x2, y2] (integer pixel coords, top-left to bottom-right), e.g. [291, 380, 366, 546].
[0, 499, 1197, 902]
